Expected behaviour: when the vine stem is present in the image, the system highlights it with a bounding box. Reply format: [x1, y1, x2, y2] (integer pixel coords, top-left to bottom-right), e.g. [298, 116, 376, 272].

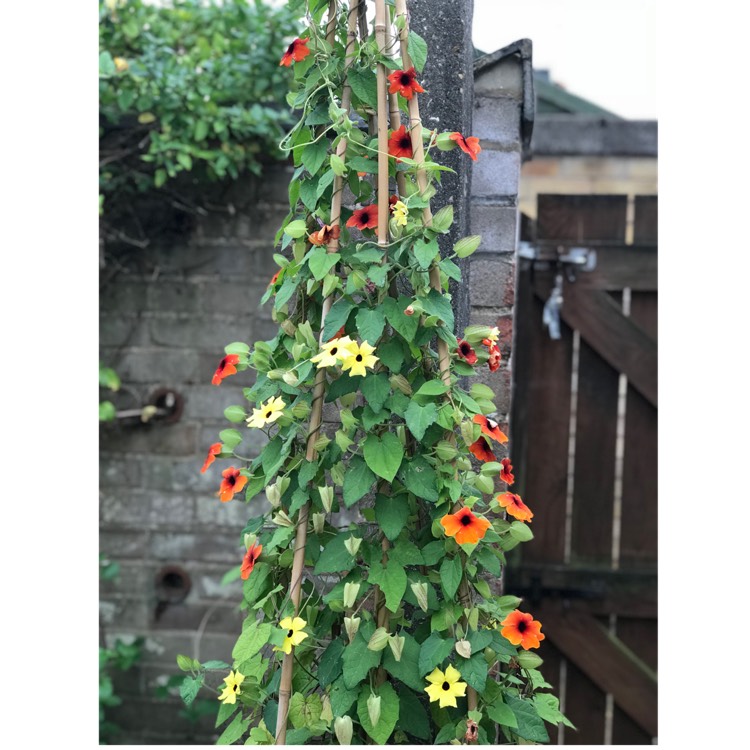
[394, 0, 478, 713]
[274, 1, 361, 743]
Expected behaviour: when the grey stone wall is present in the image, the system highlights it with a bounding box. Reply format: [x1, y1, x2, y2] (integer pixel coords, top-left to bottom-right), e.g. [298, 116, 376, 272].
[100, 165, 293, 744]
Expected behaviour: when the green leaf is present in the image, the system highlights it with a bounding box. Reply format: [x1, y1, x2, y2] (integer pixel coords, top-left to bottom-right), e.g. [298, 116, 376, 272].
[421, 288, 454, 330]
[284, 219, 308, 239]
[439, 556, 463, 599]
[455, 652, 488, 692]
[404, 400, 437, 441]
[322, 298, 355, 341]
[378, 339, 405, 372]
[434, 722, 456, 744]
[99, 51, 116, 77]
[356, 307, 386, 344]
[331, 676, 359, 716]
[418, 632, 454, 676]
[413, 237, 439, 270]
[383, 295, 418, 342]
[308, 248, 340, 280]
[357, 682, 399, 744]
[216, 712, 249, 745]
[408, 30, 428, 72]
[232, 623, 272, 663]
[342, 455, 376, 507]
[348, 67, 379, 108]
[533, 693, 576, 729]
[179, 674, 204, 706]
[218, 429, 242, 451]
[361, 372, 390, 414]
[506, 695, 550, 743]
[374, 494, 410, 541]
[99, 365, 120, 391]
[313, 532, 356, 574]
[509, 521, 534, 542]
[289, 692, 323, 730]
[363, 433, 404, 482]
[201, 660, 231, 671]
[401, 455, 439, 502]
[368, 558, 407, 613]
[176, 654, 200, 672]
[215, 700, 239, 729]
[330, 153, 346, 176]
[441, 257, 462, 282]
[342, 627, 382, 689]
[302, 137, 330, 176]
[486, 698, 518, 729]
[382, 633, 423, 692]
[317, 638, 346, 688]
[467, 629, 494, 653]
[99, 401, 116, 421]
[243, 562, 271, 604]
[414, 380, 449, 398]
[395, 686, 431, 740]
[223, 405, 246, 423]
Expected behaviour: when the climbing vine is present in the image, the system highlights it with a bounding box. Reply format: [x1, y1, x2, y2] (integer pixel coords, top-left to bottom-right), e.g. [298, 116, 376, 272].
[178, 0, 570, 743]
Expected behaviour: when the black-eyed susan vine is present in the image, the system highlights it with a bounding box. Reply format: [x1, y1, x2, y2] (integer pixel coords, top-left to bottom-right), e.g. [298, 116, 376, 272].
[178, 0, 573, 744]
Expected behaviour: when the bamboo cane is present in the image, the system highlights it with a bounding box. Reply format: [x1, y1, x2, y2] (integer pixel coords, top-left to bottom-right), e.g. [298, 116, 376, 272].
[274, 2, 361, 742]
[385, 14, 407, 199]
[393, 0, 478, 713]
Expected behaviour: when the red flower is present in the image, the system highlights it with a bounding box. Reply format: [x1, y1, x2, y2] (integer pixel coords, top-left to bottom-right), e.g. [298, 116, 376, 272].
[200, 442, 222, 474]
[279, 37, 310, 67]
[330, 325, 347, 340]
[308, 223, 340, 246]
[499, 457, 514, 485]
[496, 491, 533, 523]
[449, 132, 482, 161]
[389, 194, 399, 211]
[388, 125, 414, 160]
[218, 467, 248, 503]
[457, 339, 477, 365]
[483, 338, 501, 372]
[500, 610, 545, 650]
[268, 269, 281, 287]
[469, 437, 496, 463]
[473, 414, 508, 444]
[440, 506, 491, 545]
[387, 67, 425, 100]
[346, 205, 378, 230]
[241, 542, 263, 580]
[212, 354, 240, 386]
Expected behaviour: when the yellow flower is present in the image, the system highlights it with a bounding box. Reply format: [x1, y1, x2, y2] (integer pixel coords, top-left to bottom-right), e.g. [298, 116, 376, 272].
[217, 670, 245, 705]
[114, 56, 129, 73]
[246, 396, 286, 429]
[424, 664, 467, 708]
[274, 616, 308, 655]
[341, 341, 379, 378]
[310, 336, 354, 369]
[485, 326, 500, 343]
[392, 200, 409, 227]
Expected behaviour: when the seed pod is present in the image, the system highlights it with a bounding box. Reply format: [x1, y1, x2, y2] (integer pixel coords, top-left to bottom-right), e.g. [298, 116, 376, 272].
[318, 486, 334, 513]
[388, 634, 405, 662]
[280, 319, 297, 337]
[313, 434, 331, 452]
[516, 651, 544, 669]
[272, 510, 293, 527]
[344, 535, 362, 557]
[410, 581, 430, 613]
[266, 483, 281, 508]
[367, 627, 390, 652]
[367, 694, 381, 727]
[243, 533, 257, 550]
[455, 638, 472, 658]
[312, 512, 325, 535]
[343, 582, 360, 609]
[334, 716, 353, 745]
[454, 235, 482, 259]
[267, 368, 284, 380]
[291, 401, 311, 420]
[344, 616, 361, 643]
[435, 440, 458, 461]
[282, 370, 299, 387]
[389, 374, 412, 395]
[473, 474, 495, 495]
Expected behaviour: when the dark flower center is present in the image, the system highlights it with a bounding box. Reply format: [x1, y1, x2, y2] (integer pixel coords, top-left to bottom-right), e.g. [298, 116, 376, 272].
[219, 357, 228, 369]
[400, 73, 412, 85]
[286, 41, 296, 54]
[331, 346, 338, 355]
[233, 684, 239, 691]
[460, 514, 472, 526]
[227, 475, 236, 486]
[459, 342, 471, 354]
[517, 620, 527, 633]
[266, 411, 273, 418]
[399, 136, 412, 148]
[287, 629, 294, 638]
[442, 681, 450, 691]
[356, 354, 363, 362]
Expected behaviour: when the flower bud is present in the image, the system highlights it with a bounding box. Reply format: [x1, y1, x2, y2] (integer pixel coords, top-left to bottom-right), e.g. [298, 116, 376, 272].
[367, 627, 390, 652]
[435, 440, 458, 461]
[389, 218, 403, 239]
[334, 716, 353, 745]
[404, 305, 415, 316]
[344, 535, 362, 557]
[312, 512, 325, 535]
[243, 533, 257, 550]
[453, 235, 482, 259]
[389, 374, 412, 395]
[267, 368, 285, 381]
[388, 634, 405, 662]
[455, 638, 472, 658]
[318, 485, 334, 513]
[435, 131, 458, 151]
[343, 582, 360, 609]
[281, 319, 297, 337]
[410, 581, 430, 612]
[282, 370, 299, 387]
[367, 694, 382, 727]
[344, 616, 360, 643]
[291, 400, 311, 420]
[272, 510, 293, 527]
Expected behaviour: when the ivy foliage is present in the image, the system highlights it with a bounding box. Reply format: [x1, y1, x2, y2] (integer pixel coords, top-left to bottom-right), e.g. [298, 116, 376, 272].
[178, 0, 571, 744]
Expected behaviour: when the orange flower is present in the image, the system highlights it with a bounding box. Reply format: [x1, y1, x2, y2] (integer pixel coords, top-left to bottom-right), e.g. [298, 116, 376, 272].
[449, 132, 482, 161]
[240, 542, 263, 580]
[200, 442, 222, 474]
[496, 491, 533, 523]
[346, 205, 378, 231]
[387, 67, 425, 100]
[499, 457, 514, 485]
[308, 223, 340, 246]
[280, 37, 310, 67]
[500, 610, 545, 650]
[473, 414, 508, 444]
[212, 354, 240, 386]
[469, 437, 496, 463]
[457, 339, 477, 364]
[441, 506, 491, 545]
[483, 339, 501, 372]
[388, 124, 414, 160]
[268, 269, 281, 287]
[218, 467, 247, 503]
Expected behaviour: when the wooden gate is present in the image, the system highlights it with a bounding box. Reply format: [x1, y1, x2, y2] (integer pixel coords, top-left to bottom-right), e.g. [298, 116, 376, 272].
[509, 194, 657, 744]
